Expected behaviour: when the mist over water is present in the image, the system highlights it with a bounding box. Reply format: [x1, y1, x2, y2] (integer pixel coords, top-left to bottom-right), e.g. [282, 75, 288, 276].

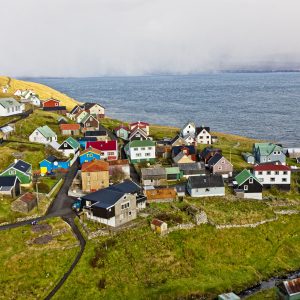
[23, 73, 300, 147]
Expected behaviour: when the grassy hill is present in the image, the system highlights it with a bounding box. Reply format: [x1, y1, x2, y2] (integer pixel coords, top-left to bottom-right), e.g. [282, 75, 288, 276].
[0, 76, 80, 110]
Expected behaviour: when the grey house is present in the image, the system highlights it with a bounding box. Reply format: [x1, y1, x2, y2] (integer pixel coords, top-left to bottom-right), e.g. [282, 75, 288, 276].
[253, 143, 286, 164]
[0, 176, 21, 198]
[141, 167, 166, 186]
[242, 152, 255, 164]
[187, 175, 225, 197]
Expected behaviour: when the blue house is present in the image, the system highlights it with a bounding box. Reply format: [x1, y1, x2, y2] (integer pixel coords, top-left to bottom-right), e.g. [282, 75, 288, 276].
[77, 137, 97, 150]
[40, 156, 71, 174]
[79, 147, 101, 165]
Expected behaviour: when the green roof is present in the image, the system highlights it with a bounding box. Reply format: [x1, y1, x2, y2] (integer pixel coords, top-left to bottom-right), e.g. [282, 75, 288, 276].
[64, 137, 80, 149]
[235, 169, 259, 186]
[165, 167, 180, 175]
[128, 140, 155, 148]
[81, 113, 97, 124]
[254, 143, 282, 156]
[0, 98, 22, 108]
[37, 125, 56, 138]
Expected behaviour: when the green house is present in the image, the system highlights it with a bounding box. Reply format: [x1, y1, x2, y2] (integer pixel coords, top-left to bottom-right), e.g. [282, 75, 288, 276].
[0, 160, 32, 185]
[124, 140, 156, 164]
[165, 167, 182, 180]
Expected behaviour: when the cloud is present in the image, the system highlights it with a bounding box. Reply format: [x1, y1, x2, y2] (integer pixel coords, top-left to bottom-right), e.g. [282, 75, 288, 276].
[1, 0, 300, 76]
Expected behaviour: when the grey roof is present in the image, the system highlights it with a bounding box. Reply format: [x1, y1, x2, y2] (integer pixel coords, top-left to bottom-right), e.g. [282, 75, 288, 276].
[0, 126, 14, 134]
[175, 183, 186, 193]
[109, 180, 141, 194]
[0, 176, 18, 188]
[196, 126, 210, 134]
[141, 167, 166, 177]
[84, 130, 107, 137]
[0, 98, 21, 108]
[207, 153, 223, 166]
[188, 175, 224, 189]
[177, 162, 204, 170]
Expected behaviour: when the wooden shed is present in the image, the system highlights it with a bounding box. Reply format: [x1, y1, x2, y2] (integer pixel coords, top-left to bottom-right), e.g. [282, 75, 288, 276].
[151, 219, 168, 235]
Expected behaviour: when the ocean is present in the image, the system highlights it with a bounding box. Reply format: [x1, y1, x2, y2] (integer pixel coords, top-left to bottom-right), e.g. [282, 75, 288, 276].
[22, 73, 300, 147]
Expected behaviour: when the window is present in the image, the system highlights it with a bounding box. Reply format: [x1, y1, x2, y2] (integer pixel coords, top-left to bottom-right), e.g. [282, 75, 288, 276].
[205, 188, 210, 192]
[136, 153, 141, 157]
[221, 160, 225, 164]
[270, 177, 275, 182]
[283, 171, 288, 175]
[258, 171, 263, 175]
[86, 123, 90, 127]
[133, 148, 138, 151]
[244, 185, 248, 191]
[148, 147, 152, 150]
[218, 166, 222, 170]
[55, 103, 58, 106]
[200, 136, 203, 139]
[9, 170, 15, 175]
[282, 178, 287, 182]
[259, 178, 264, 182]
[275, 171, 279, 175]
[267, 171, 271, 175]
[249, 178, 253, 184]
[64, 143, 68, 148]
[88, 153, 93, 157]
[121, 202, 130, 210]
[206, 136, 210, 139]
[145, 153, 151, 157]
[129, 211, 132, 216]
[108, 152, 114, 156]
[141, 147, 145, 150]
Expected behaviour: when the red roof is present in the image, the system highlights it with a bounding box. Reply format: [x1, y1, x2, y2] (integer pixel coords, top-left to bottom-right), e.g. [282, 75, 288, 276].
[80, 147, 102, 155]
[86, 141, 117, 151]
[254, 163, 291, 171]
[130, 121, 149, 127]
[114, 125, 129, 131]
[82, 160, 109, 172]
[108, 159, 129, 166]
[59, 123, 80, 131]
[151, 219, 166, 226]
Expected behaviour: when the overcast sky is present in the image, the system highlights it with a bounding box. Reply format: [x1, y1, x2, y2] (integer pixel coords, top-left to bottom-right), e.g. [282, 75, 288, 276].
[1, 0, 300, 77]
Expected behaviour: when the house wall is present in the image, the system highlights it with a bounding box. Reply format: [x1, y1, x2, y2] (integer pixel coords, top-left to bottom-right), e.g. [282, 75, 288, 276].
[61, 129, 80, 136]
[82, 170, 109, 192]
[212, 159, 233, 176]
[89, 105, 105, 116]
[114, 194, 137, 227]
[29, 130, 57, 144]
[256, 150, 286, 164]
[79, 152, 101, 164]
[0, 168, 31, 184]
[238, 178, 262, 194]
[196, 130, 212, 144]
[187, 186, 225, 197]
[86, 212, 116, 227]
[181, 124, 196, 137]
[129, 146, 156, 162]
[116, 128, 129, 140]
[0, 103, 24, 117]
[253, 170, 291, 186]
[43, 99, 60, 107]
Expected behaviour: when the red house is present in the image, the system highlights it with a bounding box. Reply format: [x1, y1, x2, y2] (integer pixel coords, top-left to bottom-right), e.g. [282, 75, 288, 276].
[86, 140, 118, 161]
[42, 98, 60, 107]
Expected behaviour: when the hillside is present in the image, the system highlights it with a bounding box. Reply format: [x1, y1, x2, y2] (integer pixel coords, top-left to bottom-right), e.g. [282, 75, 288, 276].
[0, 76, 80, 110]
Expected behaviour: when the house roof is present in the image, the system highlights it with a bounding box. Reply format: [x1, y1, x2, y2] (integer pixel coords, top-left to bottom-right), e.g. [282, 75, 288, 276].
[78, 137, 97, 142]
[81, 113, 98, 124]
[18, 192, 36, 203]
[254, 143, 283, 156]
[86, 141, 117, 151]
[169, 134, 185, 145]
[196, 126, 210, 134]
[253, 163, 291, 171]
[0, 98, 22, 108]
[62, 137, 80, 149]
[172, 145, 196, 157]
[130, 121, 149, 127]
[44, 98, 60, 103]
[114, 125, 130, 132]
[242, 152, 254, 158]
[127, 140, 155, 148]
[84, 130, 107, 137]
[146, 188, 176, 200]
[42, 156, 69, 163]
[37, 125, 57, 138]
[129, 127, 148, 139]
[80, 147, 102, 156]
[69, 105, 83, 115]
[165, 167, 180, 175]
[13, 160, 31, 173]
[82, 160, 109, 172]
[151, 219, 166, 226]
[235, 169, 260, 186]
[1, 125, 14, 134]
[84, 102, 105, 110]
[141, 167, 166, 177]
[181, 121, 195, 130]
[0, 176, 18, 188]
[59, 123, 80, 131]
[207, 153, 223, 166]
[201, 147, 222, 160]
[108, 159, 129, 166]
[177, 162, 204, 171]
[281, 278, 300, 296]
[109, 179, 141, 194]
[188, 174, 224, 189]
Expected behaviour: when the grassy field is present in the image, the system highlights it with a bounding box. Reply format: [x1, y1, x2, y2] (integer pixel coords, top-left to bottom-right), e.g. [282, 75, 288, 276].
[0, 217, 79, 300]
[53, 214, 300, 300]
[0, 76, 79, 110]
[246, 288, 277, 299]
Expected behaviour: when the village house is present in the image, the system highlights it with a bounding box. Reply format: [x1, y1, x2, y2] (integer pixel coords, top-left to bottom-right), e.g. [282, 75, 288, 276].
[141, 167, 166, 186]
[0, 98, 24, 116]
[83, 102, 105, 118]
[200, 147, 223, 163]
[39, 156, 71, 174]
[180, 121, 196, 138]
[242, 152, 255, 164]
[75, 110, 89, 124]
[68, 105, 84, 120]
[124, 140, 156, 164]
[253, 162, 291, 190]
[114, 125, 130, 140]
[11, 192, 37, 213]
[42, 98, 60, 107]
[0, 125, 14, 140]
[80, 114, 99, 132]
[156, 144, 172, 159]
[79, 147, 101, 165]
[129, 121, 150, 136]
[169, 134, 190, 147]
[286, 148, 300, 159]
[234, 169, 263, 200]
[57, 116, 68, 125]
[176, 183, 186, 197]
[182, 134, 196, 145]
[84, 130, 108, 141]
[172, 145, 197, 161]
[253, 143, 286, 165]
[81, 180, 146, 227]
[128, 127, 149, 141]
[207, 153, 233, 178]
[29, 125, 57, 144]
[187, 174, 225, 197]
[173, 152, 194, 164]
[146, 188, 177, 203]
[81, 160, 110, 193]
[0, 159, 32, 185]
[0, 176, 21, 198]
[195, 126, 212, 144]
[59, 123, 81, 136]
[58, 137, 80, 158]
[165, 167, 182, 180]
[108, 159, 130, 179]
[77, 137, 97, 149]
[151, 219, 168, 235]
[86, 140, 118, 161]
[176, 162, 205, 178]
[276, 277, 300, 300]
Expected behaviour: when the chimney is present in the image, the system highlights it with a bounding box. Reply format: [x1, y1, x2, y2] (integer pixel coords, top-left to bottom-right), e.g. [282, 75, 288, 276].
[14, 159, 18, 164]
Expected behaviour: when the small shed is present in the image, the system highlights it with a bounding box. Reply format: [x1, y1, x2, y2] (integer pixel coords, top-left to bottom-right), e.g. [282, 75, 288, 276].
[11, 192, 37, 213]
[218, 292, 240, 300]
[151, 219, 168, 235]
[242, 152, 255, 164]
[146, 188, 177, 203]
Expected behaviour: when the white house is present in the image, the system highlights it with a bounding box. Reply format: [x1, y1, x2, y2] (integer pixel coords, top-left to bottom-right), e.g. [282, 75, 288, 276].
[29, 125, 57, 144]
[30, 95, 41, 107]
[0, 98, 24, 117]
[196, 126, 212, 144]
[58, 137, 80, 158]
[180, 122, 196, 138]
[124, 140, 156, 164]
[253, 163, 291, 190]
[85, 141, 118, 161]
[182, 134, 195, 145]
[84, 103, 105, 117]
[14, 89, 23, 97]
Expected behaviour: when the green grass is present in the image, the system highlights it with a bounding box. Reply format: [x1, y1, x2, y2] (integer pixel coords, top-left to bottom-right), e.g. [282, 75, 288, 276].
[53, 215, 300, 300]
[246, 288, 277, 299]
[0, 217, 79, 300]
